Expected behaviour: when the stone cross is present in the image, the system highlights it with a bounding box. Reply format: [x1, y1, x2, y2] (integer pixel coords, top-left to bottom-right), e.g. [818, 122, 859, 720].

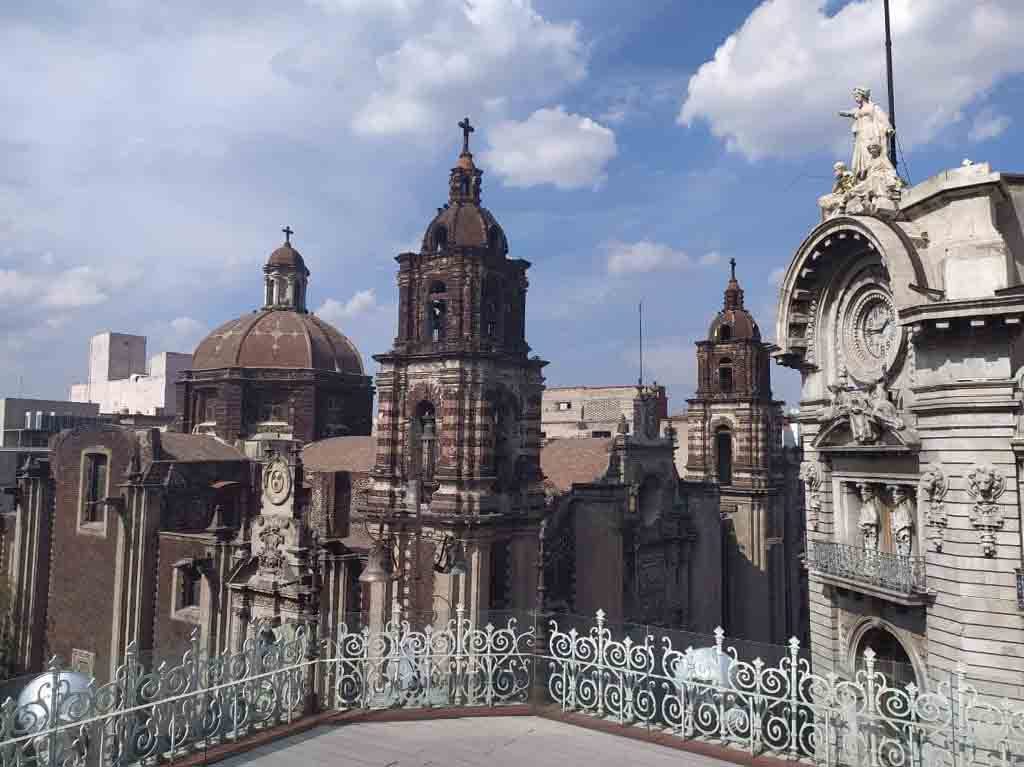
[282, 226, 294, 244]
[458, 117, 474, 154]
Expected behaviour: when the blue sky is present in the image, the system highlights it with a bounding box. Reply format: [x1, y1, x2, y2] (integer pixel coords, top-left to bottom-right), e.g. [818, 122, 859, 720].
[2, 0, 1024, 412]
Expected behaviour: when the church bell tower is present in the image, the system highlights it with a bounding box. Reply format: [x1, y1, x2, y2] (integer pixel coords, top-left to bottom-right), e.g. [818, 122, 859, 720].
[363, 119, 547, 623]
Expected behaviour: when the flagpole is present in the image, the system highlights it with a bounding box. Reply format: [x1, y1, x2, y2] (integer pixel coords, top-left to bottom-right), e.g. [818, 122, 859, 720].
[884, 0, 898, 173]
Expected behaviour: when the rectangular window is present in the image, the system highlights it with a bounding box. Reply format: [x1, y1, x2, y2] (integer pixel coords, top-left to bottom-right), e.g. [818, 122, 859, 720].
[557, 402, 572, 411]
[259, 401, 285, 422]
[591, 430, 612, 438]
[180, 568, 201, 608]
[82, 453, 108, 524]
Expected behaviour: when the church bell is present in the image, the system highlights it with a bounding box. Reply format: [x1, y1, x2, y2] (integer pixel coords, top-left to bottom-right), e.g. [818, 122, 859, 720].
[359, 540, 393, 584]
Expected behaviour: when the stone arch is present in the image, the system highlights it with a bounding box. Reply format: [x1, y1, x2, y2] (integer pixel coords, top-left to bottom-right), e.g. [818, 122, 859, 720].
[846, 616, 926, 689]
[775, 216, 927, 371]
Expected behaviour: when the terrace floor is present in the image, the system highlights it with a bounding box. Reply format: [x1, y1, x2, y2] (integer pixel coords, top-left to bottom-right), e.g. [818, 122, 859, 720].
[215, 715, 738, 767]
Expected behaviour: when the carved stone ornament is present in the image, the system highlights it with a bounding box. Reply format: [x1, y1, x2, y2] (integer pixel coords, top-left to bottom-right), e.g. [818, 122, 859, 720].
[819, 375, 904, 446]
[888, 484, 914, 557]
[917, 465, 949, 552]
[255, 515, 289, 572]
[837, 269, 903, 386]
[966, 464, 1006, 557]
[856, 482, 880, 551]
[800, 461, 823, 531]
[263, 457, 293, 506]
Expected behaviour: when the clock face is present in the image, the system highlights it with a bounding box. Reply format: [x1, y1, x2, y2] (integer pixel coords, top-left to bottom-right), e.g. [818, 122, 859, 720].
[838, 274, 903, 384]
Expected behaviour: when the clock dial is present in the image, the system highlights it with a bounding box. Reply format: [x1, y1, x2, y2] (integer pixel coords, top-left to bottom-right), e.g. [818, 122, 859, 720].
[838, 275, 903, 385]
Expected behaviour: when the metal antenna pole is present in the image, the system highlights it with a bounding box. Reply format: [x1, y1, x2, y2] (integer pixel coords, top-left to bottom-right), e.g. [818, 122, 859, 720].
[638, 302, 644, 387]
[884, 0, 898, 173]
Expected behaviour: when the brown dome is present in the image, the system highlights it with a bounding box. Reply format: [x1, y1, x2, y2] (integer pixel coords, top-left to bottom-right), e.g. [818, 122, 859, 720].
[708, 261, 761, 342]
[191, 309, 364, 374]
[709, 309, 761, 342]
[266, 243, 308, 271]
[422, 203, 508, 254]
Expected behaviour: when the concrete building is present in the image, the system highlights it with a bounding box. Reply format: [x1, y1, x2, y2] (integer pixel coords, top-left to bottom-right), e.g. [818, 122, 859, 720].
[0, 398, 102, 514]
[777, 154, 1024, 701]
[542, 385, 667, 441]
[69, 332, 192, 417]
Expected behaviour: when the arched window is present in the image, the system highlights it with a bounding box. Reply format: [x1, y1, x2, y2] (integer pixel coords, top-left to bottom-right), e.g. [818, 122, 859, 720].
[427, 281, 447, 342]
[434, 224, 448, 251]
[856, 627, 916, 688]
[716, 426, 733, 485]
[637, 475, 662, 526]
[718, 324, 732, 341]
[718, 358, 734, 393]
[460, 176, 470, 196]
[411, 402, 439, 494]
[491, 395, 520, 491]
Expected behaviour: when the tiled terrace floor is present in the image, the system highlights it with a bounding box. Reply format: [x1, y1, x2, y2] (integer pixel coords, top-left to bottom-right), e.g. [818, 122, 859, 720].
[216, 715, 738, 767]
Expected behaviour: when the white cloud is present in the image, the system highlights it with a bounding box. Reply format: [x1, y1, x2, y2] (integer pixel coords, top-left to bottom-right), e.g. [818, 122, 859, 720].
[351, 0, 587, 137]
[679, 0, 1024, 159]
[605, 240, 721, 276]
[316, 289, 379, 324]
[968, 107, 1011, 143]
[622, 336, 698, 389]
[483, 107, 617, 190]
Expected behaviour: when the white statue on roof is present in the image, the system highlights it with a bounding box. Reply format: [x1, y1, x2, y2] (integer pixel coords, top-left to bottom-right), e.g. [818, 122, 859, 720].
[839, 87, 894, 180]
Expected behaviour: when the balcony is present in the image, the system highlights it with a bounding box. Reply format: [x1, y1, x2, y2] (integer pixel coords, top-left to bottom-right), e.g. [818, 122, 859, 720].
[805, 539, 929, 605]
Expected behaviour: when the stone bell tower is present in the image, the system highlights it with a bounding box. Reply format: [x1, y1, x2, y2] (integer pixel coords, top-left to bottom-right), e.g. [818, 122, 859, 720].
[363, 118, 547, 624]
[685, 260, 800, 644]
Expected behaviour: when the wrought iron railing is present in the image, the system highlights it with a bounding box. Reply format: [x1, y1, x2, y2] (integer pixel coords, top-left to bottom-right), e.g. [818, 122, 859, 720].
[2, 607, 1023, 767]
[805, 539, 927, 595]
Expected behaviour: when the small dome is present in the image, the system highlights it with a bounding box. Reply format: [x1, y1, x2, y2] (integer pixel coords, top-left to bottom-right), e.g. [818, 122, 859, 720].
[422, 205, 508, 253]
[192, 309, 364, 374]
[266, 242, 307, 272]
[708, 260, 760, 342]
[709, 309, 761, 342]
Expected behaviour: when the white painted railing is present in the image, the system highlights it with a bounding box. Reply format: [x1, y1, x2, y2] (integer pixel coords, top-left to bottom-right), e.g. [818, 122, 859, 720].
[1, 609, 1022, 767]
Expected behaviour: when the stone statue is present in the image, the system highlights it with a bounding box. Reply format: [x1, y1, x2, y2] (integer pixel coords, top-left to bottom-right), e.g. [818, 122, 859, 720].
[800, 461, 822, 531]
[818, 162, 856, 220]
[846, 143, 903, 216]
[856, 482, 880, 551]
[839, 87, 894, 180]
[918, 465, 949, 551]
[819, 377, 904, 445]
[888, 484, 914, 557]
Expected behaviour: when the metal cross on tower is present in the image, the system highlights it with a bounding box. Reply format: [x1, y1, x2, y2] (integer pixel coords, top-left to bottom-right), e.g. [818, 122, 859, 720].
[458, 117, 474, 155]
[282, 226, 294, 244]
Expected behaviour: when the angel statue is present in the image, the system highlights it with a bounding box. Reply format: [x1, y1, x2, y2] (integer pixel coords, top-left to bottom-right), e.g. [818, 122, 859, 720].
[839, 87, 894, 180]
[818, 161, 856, 220]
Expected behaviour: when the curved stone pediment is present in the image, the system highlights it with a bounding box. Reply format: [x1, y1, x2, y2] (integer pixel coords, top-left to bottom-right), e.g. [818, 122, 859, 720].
[812, 415, 918, 453]
[775, 215, 929, 372]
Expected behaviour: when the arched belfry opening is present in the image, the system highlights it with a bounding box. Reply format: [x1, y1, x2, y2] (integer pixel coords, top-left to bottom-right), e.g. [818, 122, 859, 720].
[409, 401, 439, 499]
[715, 426, 733, 485]
[718, 358, 734, 393]
[427, 280, 448, 342]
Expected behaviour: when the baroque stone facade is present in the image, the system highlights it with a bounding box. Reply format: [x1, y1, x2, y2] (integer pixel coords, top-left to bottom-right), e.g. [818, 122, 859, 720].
[779, 133, 1024, 700]
[685, 262, 806, 644]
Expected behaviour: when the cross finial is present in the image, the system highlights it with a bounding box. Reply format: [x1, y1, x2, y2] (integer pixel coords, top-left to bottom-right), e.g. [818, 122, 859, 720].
[729, 257, 737, 281]
[282, 225, 294, 244]
[458, 117, 474, 155]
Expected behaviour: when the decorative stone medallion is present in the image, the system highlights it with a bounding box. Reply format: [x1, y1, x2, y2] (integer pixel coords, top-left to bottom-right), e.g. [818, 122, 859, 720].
[835, 265, 904, 385]
[263, 457, 293, 506]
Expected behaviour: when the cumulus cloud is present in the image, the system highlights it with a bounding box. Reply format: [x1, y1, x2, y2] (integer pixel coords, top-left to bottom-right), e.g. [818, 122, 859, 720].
[968, 107, 1011, 143]
[482, 107, 617, 190]
[316, 289, 379, 324]
[679, 0, 1024, 159]
[351, 0, 587, 137]
[0, 264, 138, 310]
[605, 240, 722, 275]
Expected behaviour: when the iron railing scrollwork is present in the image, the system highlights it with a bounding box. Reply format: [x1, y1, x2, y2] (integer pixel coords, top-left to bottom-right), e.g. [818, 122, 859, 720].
[806, 539, 927, 595]
[2, 607, 1023, 767]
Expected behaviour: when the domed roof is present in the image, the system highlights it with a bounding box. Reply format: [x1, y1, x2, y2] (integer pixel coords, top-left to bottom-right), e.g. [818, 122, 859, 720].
[418, 116, 508, 255]
[708, 259, 761, 342]
[192, 309, 364, 374]
[422, 204, 508, 253]
[266, 242, 307, 272]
